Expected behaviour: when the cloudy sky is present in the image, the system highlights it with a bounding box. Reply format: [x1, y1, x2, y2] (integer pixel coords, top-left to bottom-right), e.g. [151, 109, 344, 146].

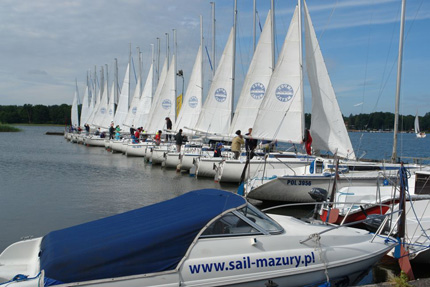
[0, 0, 429, 116]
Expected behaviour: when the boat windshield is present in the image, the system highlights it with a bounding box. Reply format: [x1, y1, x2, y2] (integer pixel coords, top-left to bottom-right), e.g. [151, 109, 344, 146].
[238, 204, 283, 234]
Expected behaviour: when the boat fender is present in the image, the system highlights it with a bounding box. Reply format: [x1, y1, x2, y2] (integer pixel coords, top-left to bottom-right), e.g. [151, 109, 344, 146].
[12, 274, 28, 281]
[309, 160, 315, 174]
[383, 179, 389, 186]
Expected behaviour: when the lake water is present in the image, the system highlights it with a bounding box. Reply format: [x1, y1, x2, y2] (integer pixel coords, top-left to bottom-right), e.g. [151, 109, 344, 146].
[0, 126, 429, 284]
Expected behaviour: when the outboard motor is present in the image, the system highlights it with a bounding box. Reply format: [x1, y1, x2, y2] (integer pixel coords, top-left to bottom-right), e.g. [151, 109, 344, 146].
[363, 214, 390, 234]
[309, 188, 328, 219]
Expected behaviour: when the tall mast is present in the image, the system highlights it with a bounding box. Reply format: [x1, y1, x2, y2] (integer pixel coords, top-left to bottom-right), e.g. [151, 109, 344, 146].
[94, 66, 97, 104]
[200, 15, 204, 98]
[137, 46, 142, 92]
[253, 0, 256, 53]
[298, 0, 304, 130]
[271, 0, 275, 71]
[157, 37, 160, 83]
[114, 58, 118, 105]
[211, 1, 216, 77]
[173, 28, 177, 121]
[128, 43, 132, 106]
[105, 64, 109, 102]
[151, 43, 155, 97]
[166, 32, 170, 67]
[391, 0, 406, 163]
[100, 66, 104, 97]
[231, 0, 237, 123]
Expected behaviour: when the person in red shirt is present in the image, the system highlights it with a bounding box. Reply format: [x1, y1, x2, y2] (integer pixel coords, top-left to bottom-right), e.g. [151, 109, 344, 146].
[303, 129, 312, 155]
[154, 130, 162, 146]
[133, 129, 140, 144]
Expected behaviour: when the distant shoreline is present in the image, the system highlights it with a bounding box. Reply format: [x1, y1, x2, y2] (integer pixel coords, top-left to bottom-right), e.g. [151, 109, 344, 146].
[0, 124, 21, 132]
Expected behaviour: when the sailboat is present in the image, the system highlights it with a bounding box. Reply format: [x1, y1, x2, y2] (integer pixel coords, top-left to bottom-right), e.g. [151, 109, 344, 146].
[244, 1, 402, 201]
[125, 47, 155, 157]
[415, 112, 426, 138]
[214, 5, 320, 184]
[70, 79, 80, 129]
[146, 54, 177, 164]
[164, 18, 204, 169]
[317, 0, 430, 269]
[109, 52, 132, 153]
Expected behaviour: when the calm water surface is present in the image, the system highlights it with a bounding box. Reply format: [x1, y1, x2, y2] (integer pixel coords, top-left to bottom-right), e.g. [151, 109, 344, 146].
[1, 126, 429, 284]
[0, 126, 236, 251]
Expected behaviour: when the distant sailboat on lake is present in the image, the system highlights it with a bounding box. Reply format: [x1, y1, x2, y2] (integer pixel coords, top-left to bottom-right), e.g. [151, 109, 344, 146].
[415, 112, 426, 138]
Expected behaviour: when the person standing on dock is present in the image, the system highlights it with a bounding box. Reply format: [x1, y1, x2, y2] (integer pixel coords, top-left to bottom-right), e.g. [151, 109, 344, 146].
[165, 117, 172, 141]
[175, 129, 185, 153]
[155, 130, 162, 146]
[245, 128, 258, 160]
[109, 124, 115, 140]
[232, 130, 244, 160]
[303, 129, 312, 156]
[84, 124, 90, 135]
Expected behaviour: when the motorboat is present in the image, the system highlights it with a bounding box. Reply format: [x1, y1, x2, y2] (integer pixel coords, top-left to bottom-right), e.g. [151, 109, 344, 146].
[0, 189, 396, 287]
[317, 170, 430, 225]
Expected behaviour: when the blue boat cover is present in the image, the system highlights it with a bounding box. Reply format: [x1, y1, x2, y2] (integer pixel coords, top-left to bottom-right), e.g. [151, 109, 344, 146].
[40, 189, 245, 284]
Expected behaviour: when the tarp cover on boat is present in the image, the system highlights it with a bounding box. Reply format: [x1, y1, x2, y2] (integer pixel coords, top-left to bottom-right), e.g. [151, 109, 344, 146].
[40, 189, 245, 284]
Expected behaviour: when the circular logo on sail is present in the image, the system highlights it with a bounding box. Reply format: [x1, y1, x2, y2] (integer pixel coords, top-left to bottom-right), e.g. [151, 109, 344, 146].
[214, 88, 227, 103]
[109, 109, 113, 116]
[162, 99, 172, 110]
[275, 84, 294, 102]
[188, 96, 198, 108]
[250, 82, 265, 100]
[132, 106, 137, 115]
[100, 107, 106, 114]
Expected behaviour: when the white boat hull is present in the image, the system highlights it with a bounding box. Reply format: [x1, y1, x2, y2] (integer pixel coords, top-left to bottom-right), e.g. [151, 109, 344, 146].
[196, 157, 224, 178]
[84, 136, 106, 147]
[215, 157, 311, 183]
[0, 216, 394, 287]
[247, 172, 396, 202]
[125, 142, 151, 157]
[165, 152, 181, 169]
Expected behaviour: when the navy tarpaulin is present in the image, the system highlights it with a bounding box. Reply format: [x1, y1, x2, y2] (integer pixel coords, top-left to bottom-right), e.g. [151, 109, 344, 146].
[40, 189, 245, 284]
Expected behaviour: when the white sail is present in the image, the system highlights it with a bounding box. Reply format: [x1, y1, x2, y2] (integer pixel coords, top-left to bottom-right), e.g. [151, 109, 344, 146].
[145, 55, 177, 134]
[144, 58, 168, 132]
[87, 84, 101, 128]
[71, 81, 80, 127]
[135, 63, 154, 129]
[113, 63, 130, 129]
[194, 27, 235, 135]
[229, 10, 273, 135]
[80, 83, 91, 126]
[123, 77, 141, 128]
[174, 45, 203, 132]
[304, 2, 355, 160]
[415, 113, 420, 134]
[415, 112, 426, 138]
[252, 7, 303, 143]
[100, 81, 116, 128]
[86, 76, 96, 126]
[93, 80, 109, 128]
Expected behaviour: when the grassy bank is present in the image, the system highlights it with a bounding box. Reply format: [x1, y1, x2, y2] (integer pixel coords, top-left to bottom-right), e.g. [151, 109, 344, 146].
[0, 124, 21, 132]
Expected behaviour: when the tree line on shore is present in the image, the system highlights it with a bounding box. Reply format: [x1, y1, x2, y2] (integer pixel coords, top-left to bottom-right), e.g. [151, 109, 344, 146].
[0, 104, 428, 132]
